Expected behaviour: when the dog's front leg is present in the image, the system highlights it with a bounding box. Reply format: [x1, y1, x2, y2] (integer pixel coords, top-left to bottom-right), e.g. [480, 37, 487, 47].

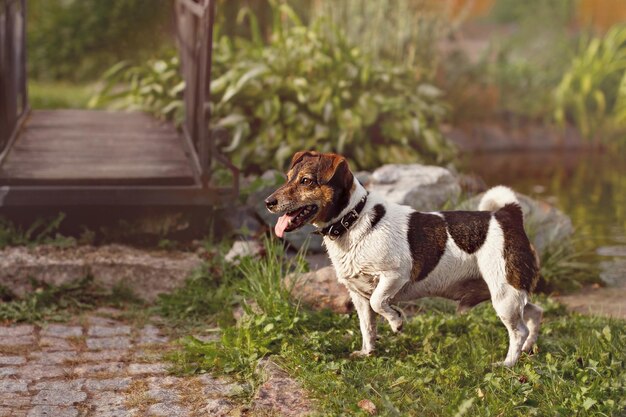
[370, 272, 408, 333]
[348, 290, 377, 357]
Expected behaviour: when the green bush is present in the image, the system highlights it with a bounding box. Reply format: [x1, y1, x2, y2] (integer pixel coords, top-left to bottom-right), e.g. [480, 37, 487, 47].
[554, 24, 626, 144]
[91, 6, 454, 174]
[28, 0, 171, 81]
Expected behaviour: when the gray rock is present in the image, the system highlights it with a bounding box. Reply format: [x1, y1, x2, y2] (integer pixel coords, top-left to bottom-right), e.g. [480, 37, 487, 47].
[32, 380, 85, 391]
[18, 364, 65, 380]
[217, 205, 264, 238]
[457, 192, 574, 253]
[87, 325, 131, 337]
[0, 325, 34, 337]
[128, 363, 167, 375]
[87, 391, 129, 417]
[354, 171, 372, 185]
[39, 337, 73, 351]
[199, 374, 243, 398]
[599, 258, 626, 286]
[73, 362, 125, 376]
[29, 351, 75, 365]
[147, 403, 189, 416]
[597, 246, 626, 257]
[0, 379, 27, 393]
[41, 325, 82, 339]
[28, 406, 78, 417]
[0, 244, 202, 302]
[367, 164, 461, 210]
[287, 266, 352, 313]
[0, 355, 26, 365]
[147, 387, 179, 403]
[32, 390, 87, 406]
[86, 316, 121, 326]
[204, 398, 235, 416]
[0, 335, 34, 346]
[138, 325, 168, 345]
[86, 337, 131, 351]
[0, 367, 18, 377]
[224, 240, 264, 264]
[0, 395, 30, 408]
[85, 378, 131, 392]
[80, 350, 129, 362]
[252, 359, 313, 417]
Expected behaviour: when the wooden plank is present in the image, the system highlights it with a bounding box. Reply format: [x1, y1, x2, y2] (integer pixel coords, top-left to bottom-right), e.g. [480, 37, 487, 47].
[0, 110, 196, 186]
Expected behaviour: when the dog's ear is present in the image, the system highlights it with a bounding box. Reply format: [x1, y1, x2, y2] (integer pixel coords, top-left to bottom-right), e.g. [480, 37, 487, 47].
[317, 153, 351, 185]
[288, 151, 317, 171]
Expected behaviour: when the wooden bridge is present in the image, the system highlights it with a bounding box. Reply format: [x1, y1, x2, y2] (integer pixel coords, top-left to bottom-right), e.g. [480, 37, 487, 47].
[0, 0, 238, 206]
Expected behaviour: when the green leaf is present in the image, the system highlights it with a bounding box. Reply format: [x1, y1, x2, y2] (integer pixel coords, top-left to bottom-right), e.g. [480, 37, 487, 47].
[582, 398, 597, 410]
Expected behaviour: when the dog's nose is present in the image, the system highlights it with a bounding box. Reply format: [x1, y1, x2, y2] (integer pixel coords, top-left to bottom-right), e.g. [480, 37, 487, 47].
[265, 196, 278, 210]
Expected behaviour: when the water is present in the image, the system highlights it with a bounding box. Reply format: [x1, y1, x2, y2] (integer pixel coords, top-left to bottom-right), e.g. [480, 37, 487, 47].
[460, 150, 626, 286]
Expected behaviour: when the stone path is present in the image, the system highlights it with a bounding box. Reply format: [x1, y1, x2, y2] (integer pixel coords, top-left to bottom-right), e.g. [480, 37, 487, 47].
[0, 309, 312, 417]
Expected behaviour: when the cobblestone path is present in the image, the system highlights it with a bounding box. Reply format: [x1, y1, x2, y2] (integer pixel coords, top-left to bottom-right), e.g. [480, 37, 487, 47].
[0, 309, 311, 417]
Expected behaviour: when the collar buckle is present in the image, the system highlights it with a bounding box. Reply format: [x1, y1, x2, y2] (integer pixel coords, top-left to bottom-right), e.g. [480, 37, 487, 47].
[320, 193, 368, 239]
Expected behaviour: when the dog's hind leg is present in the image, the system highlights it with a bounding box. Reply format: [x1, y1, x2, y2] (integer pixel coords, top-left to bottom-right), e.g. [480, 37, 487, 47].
[370, 272, 409, 333]
[522, 302, 542, 352]
[491, 288, 529, 367]
[349, 290, 377, 357]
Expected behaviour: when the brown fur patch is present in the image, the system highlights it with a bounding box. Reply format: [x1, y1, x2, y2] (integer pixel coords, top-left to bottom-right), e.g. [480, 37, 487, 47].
[370, 204, 386, 229]
[407, 212, 448, 281]
[494, 203, 540, 292]
[442, 211, 491, 254]
[446, 276, 491, 313]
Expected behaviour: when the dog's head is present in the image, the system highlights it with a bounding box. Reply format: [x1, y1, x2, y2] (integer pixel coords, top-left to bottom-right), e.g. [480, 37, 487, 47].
[265, 151, 354, 237]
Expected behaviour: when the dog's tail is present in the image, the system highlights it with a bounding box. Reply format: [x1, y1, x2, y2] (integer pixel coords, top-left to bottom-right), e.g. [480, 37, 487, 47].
[478, 185, 519, 212]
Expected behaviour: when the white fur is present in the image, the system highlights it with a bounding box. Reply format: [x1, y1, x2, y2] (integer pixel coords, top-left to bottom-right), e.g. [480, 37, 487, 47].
[319, 181, 541, 365]
[478, 185, 519, 211]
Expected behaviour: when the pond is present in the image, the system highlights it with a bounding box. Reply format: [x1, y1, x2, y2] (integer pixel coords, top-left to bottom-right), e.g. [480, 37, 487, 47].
[460, 150, 626, 287]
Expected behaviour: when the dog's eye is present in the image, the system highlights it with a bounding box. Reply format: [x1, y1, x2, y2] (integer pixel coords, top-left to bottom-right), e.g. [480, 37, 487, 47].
[301, 177, 312, 185]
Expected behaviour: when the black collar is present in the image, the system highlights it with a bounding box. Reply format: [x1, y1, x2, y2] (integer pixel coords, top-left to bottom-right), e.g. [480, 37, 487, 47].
[319, 193, 368, 240]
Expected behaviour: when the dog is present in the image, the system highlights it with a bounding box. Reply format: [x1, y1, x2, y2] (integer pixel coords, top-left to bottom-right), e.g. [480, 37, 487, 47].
[265, 151, 542, 367]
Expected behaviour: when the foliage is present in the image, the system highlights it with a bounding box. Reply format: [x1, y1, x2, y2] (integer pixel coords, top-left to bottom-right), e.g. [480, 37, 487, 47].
[489, 0, 576, 24]
[91, 4, 454, 174]
[156, 250, 241, 325]
[28, 0, 171, 81]
[0, 213, 75, 248]
[166, 237, 307, 379]
[536, 241, 598, 292]
[29, 81, 95, 109]
[167, 240, 626, 416]
[311, 0, 451, 78]
[554, 24, 626, 144]
[0, 276, 138, 323]
[88, 56, 184, 125]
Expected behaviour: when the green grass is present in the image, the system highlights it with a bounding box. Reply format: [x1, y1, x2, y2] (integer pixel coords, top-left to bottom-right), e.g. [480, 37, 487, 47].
[165, 238, 626, 417]
[29, 80, 96, 109]
[0, 276, 141, 323]
[0, 213, 76, 249]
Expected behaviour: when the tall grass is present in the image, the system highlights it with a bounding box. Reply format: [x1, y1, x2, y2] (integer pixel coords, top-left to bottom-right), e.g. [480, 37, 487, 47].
[311, 0, 450, 77]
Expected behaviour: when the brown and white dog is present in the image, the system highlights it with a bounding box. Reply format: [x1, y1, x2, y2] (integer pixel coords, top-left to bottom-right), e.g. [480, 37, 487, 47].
[265, 151, 542, 367]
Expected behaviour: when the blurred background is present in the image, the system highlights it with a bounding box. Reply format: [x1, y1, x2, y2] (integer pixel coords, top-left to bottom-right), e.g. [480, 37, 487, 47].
[4, 0, 626, 295]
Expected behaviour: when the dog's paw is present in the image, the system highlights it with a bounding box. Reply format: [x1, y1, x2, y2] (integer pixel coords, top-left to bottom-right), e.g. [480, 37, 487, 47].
[391, 320, 403, 334]
[491, 360, 515, 368]
[350, 349, 374, 358]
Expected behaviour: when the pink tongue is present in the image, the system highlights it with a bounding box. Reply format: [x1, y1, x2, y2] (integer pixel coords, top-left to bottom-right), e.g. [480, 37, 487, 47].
[275, 214, 293, 238]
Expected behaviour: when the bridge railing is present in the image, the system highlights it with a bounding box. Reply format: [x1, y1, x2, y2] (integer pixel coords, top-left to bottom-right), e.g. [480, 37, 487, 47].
[0, 0, 28, 156]
[175, 0, 238, 193]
